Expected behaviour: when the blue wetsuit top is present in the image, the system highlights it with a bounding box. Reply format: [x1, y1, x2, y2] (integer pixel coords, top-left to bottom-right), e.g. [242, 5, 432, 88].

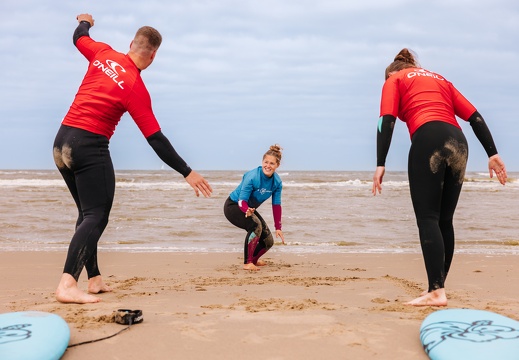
[229, 166, 282, 208]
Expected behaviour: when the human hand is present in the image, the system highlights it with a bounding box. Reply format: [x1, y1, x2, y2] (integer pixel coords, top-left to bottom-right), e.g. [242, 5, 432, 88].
[488, 154, 507, 185]
[372, 166, 385, 195]
[76, 13, 94, 27]
[245, 207, 255, 218]
[185, 170, 212, 197]
[276, 230, 285, 244]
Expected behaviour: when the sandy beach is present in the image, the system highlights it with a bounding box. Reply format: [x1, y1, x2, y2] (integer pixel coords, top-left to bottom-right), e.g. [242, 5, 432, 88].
[0, 251, 517, 359]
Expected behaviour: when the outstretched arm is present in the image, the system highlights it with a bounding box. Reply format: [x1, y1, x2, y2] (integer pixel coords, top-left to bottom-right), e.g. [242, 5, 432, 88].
[468, 111, 507, 185]
[73, 14, 94, 45]
[373, 115, 396, 195]
[146, 131, 212, 197]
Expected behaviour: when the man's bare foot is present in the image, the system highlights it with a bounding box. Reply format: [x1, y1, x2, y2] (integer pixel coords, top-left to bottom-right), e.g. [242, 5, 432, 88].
[255, 259, 267, 266]
[88, 275, 112, 294]
[243, 263, 260, 271]
[56, 273, 101, 304]
[406, 288, 447, 307]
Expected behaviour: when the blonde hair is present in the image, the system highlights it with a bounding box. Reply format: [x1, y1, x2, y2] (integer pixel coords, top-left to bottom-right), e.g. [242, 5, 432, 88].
[132, 26, 162, 55]
[385, 48, 420, 80]
[263, 144, 283, 165]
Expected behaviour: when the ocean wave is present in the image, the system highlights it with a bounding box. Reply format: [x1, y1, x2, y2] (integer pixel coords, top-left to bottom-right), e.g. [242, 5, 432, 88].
[0, 179, 66, 187]
[2, 178, 514, 190]
[1, 169, 516, 190]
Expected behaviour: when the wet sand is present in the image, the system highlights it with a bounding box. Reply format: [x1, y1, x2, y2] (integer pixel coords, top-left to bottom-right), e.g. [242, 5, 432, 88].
[0, 251, 517, 359]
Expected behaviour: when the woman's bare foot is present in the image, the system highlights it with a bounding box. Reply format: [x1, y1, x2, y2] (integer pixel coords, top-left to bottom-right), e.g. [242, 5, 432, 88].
[56, 273, 101, 304]
[88, 275, 112, 294]
[255, 259, 267, 266]
[243, 263, 260, 271]
[406, 288, 447, 307]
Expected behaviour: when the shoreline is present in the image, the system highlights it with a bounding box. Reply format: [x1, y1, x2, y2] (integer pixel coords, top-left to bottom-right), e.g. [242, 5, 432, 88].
[1, 247, 517, 255]
[1, 251, 517, 359]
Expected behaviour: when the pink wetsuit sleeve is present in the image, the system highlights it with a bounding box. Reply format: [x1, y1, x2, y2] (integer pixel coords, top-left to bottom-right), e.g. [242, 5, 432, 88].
[273, 204, 282, 230]
[238, 200, 249, 213]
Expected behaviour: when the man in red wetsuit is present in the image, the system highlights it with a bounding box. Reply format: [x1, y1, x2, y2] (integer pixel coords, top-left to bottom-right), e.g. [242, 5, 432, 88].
[53, 13, 212, 304]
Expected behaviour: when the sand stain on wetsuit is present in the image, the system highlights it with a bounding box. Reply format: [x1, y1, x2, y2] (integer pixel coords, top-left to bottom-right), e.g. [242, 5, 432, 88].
[53, 145, 73, 170]
[429, 138, 468, 185]
[244, 213, 274, 264]
[248, 213, 274, 247]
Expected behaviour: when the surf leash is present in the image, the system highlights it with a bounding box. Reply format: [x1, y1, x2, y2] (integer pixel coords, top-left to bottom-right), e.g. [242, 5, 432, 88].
[67, 309, 143, 348]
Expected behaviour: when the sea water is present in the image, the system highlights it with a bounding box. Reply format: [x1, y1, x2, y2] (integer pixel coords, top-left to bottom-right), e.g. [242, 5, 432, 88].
[0, 170, 517, 255]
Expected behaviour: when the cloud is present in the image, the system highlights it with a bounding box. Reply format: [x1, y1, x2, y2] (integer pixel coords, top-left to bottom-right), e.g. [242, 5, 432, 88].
[0, 0, 517, 170]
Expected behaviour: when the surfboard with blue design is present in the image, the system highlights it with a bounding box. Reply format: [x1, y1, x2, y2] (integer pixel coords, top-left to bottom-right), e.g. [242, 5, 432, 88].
[0, 311, 70, 360]
[420, 308, 519, 360]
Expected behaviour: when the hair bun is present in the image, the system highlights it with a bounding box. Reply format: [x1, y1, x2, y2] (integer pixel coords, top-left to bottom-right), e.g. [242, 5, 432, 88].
[394, 48, 416, 65]
[270, 144, 282, 153]
[385, 48, 419, 80]
[394, 54, 407, 63]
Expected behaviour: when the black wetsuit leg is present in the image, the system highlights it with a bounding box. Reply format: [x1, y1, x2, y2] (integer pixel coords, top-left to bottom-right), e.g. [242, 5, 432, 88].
[53, 125, 115, 281]
[223, 197, 273, 264]
[408, 121, 468, 292]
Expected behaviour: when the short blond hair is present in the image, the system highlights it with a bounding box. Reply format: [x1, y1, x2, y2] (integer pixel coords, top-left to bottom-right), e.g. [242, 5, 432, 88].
[133, 26, 162, 54]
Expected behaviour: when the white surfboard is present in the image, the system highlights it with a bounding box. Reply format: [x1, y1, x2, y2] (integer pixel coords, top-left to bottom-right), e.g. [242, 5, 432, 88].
[420, 308, 519, 360]
[0, 311, 70, 360]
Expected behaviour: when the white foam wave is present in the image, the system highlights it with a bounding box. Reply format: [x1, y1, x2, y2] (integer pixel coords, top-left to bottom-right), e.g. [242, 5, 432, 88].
[0, 174, 515, 191]
[0, 179, 66, 187]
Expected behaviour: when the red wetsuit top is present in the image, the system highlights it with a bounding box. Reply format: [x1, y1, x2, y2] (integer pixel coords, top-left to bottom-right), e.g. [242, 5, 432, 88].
[62, 36, 160, 139]
[380, 68, 477, 137]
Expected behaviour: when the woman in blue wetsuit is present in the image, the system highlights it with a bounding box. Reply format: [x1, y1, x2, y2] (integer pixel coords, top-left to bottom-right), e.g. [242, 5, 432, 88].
[224, 145, 285, 270]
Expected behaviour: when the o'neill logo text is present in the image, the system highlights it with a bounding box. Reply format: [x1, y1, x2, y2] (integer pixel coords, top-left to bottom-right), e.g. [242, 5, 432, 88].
[92, 59, 126, 89]
[407, 68, 445, 81]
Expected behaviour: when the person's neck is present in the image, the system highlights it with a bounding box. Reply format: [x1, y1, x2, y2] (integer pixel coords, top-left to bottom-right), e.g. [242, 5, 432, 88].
[127, 53, 147, 71]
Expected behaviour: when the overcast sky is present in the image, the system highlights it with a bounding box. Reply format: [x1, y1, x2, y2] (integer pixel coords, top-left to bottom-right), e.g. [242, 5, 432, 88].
[1, 0, 518, 171]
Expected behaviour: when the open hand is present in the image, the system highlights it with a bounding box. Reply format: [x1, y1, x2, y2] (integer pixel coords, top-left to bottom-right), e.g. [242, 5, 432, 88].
[488, 154, 507, 185]
[185, 170, 212, 197]
[372, 166, 385, 195]
[276, 230, 285, 244]
[245, 207, 255, 217]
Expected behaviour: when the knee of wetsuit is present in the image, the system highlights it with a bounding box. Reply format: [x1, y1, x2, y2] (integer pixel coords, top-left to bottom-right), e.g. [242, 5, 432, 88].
[250, 219, 263, 236]
[264, 234, 274, 250]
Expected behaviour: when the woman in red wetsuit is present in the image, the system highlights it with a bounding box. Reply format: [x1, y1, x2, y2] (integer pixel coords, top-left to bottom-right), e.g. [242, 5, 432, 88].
[372, 48, 507, 306]
[53, 14, 212, 304]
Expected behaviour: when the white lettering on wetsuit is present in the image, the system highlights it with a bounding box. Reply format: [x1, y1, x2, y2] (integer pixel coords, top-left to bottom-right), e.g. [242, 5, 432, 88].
[257, 188, 272, 196]
[407, 68, 445, 81]
[92, 59, 126, 89]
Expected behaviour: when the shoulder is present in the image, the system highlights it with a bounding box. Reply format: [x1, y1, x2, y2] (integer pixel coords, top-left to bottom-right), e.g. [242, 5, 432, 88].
[273, 173, 283, 187]
[242, 167, 260, 181]
[125, 69, 149, 97]
[385, 68, 415, 84]
[251, 166, 263, 176]
[382, 72, 401, 92]
[77, 36, 112, 52]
